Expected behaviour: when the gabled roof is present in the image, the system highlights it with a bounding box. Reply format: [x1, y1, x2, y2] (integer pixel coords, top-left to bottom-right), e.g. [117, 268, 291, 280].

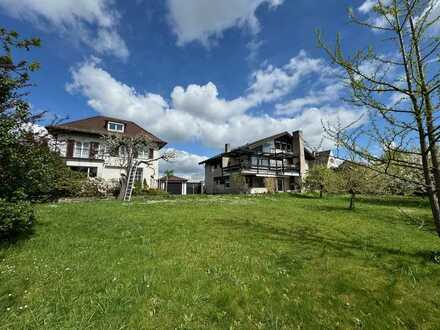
[46, 116, 167, 148]
[198, 131, 318, 165]
[159, 175, 188, 182]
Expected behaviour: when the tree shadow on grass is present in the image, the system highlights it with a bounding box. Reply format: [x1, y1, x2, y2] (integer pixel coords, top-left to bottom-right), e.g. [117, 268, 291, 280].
[356, 195, 431, 208]
[0, 230, 34, 250]
[298, 201, 437, 234]
[214, 217, 440, 266]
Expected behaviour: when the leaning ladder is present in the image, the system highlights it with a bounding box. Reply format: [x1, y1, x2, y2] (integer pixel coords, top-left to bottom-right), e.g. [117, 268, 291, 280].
[123, 161, 139, 202]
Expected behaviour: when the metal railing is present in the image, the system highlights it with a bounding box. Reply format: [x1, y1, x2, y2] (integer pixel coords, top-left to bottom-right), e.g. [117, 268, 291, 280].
[223, 163, 299, 174]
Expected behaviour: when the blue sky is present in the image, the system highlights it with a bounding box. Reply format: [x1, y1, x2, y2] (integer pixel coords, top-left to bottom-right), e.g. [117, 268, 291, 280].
[0, 0, 384, 179]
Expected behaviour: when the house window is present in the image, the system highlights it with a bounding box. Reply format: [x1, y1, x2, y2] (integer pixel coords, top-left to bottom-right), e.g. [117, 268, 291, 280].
[224, 176, 230, 188]
[74, 142, 90, 158]
[107, 121, 124, 133]
[69, 166, 97, 178]
[139, 148, 154, 159]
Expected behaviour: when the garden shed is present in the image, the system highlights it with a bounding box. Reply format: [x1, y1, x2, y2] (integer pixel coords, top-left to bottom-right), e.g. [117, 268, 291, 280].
[159, 175, 188, 195]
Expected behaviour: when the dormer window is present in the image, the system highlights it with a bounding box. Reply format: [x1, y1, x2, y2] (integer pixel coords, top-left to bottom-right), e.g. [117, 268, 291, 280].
[107, 121, 124, 133]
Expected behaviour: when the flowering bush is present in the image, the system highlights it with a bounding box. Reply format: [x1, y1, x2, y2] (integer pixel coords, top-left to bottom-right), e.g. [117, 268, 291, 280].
[78, 178, 119, 198]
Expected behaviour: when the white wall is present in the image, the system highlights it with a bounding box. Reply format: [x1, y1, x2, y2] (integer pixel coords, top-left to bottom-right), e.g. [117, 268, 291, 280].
[52, 132, 161, 187]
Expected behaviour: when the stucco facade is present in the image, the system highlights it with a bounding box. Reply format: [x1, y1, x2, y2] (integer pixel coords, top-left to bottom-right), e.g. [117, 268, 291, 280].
[47, 116, 166, 188]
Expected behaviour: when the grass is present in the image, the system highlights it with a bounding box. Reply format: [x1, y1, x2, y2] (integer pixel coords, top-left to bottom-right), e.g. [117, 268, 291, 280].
[1, 194, 440, 329]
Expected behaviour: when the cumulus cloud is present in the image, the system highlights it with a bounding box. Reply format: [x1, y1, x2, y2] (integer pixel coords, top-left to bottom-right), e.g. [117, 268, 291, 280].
[160, 148, 206, 181]
[167, 0, 283, 46]
[0, 0, 129, 60]
[67, 51, 363, 151]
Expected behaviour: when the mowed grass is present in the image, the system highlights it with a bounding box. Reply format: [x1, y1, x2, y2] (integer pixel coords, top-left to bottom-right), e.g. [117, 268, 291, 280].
[1, 194, 440, 329]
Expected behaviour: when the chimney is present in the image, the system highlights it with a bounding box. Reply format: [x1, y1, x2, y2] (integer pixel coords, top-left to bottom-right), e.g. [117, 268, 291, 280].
[225, 143, 231, 153]
[292, 130, 305, 177]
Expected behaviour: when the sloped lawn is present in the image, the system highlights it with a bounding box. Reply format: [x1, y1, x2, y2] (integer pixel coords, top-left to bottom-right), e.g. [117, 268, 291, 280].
[1, 194, 440, 329]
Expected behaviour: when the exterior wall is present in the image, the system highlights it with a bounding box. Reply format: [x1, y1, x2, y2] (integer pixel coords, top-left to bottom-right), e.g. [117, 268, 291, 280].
[204, 161, 224, 194]
[51, 132, 160, 187]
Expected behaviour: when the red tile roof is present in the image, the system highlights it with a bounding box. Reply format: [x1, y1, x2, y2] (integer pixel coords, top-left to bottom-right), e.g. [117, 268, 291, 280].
[159, 175, 188, 182]
[46, 116, 167, 148]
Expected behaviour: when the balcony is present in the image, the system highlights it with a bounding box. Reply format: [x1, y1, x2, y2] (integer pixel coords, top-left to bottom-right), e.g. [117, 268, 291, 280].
[223, 163, 299, 176]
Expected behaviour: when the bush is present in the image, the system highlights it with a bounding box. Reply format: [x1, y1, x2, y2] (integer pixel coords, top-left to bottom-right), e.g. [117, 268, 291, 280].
[141, 188, 169, 196]
[78, 177, 118, 198]
[0, 200, 35, 239]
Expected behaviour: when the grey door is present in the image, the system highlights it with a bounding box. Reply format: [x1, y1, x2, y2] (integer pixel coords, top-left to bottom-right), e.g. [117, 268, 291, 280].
[167, 182, 182, 195]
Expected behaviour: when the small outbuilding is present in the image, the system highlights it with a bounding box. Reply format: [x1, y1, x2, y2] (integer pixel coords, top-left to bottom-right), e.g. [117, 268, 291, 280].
[159, 175, 188, 195]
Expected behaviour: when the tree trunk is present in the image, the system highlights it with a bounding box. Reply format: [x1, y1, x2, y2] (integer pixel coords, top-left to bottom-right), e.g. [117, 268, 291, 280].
[319, 185, 323, 198]
[349, 190, 355, 210]
[407, 10, 440, 226]
[118, 175, 127, 200]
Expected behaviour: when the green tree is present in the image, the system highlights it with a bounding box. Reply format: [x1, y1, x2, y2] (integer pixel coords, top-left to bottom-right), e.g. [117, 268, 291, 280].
[304, 165, 334, 198]
[332, 162, 385, 210]
[163, 169, 174, 192]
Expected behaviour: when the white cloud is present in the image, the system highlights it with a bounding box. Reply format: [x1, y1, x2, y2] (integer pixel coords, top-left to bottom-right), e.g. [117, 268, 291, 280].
[358, 0, 378, 14]
[66, 51, 363, 152]
[160, 148, 206, 181]
[0, 0, 129, 60]
[275, 83, 345, 115]
[167, 0, 283, 46]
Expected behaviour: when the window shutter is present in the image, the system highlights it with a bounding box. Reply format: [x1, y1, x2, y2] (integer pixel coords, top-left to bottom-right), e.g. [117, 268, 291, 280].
[66, 140, 75, 158]
[149, 148, 154, 159]
[90, 142, 99, 159]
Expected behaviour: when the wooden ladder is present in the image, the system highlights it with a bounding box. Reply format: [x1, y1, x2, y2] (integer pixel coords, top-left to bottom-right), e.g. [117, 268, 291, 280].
[123, 161, 139, 202]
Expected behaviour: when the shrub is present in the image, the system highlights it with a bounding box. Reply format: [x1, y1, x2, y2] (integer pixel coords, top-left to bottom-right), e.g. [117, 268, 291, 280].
[141, 188, 169, 196]
[78, 177, 118, 198]
[0, 200, 35, 239]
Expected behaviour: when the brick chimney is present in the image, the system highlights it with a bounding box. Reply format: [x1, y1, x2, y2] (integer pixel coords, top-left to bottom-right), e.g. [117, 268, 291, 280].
[292, 130, 305, 178]
[225, 143, 231, 153]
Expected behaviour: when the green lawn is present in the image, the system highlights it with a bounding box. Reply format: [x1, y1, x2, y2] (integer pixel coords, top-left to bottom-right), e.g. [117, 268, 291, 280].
[1, 194, 440, 329]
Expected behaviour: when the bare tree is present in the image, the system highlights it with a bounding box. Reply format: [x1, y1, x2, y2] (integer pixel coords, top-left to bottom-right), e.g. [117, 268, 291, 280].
[101, 134, 175, 199]
[317, 0, 440, 236]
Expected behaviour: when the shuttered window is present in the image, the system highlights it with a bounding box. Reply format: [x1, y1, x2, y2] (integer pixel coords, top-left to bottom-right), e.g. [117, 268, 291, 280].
[74, 142, 90, 158]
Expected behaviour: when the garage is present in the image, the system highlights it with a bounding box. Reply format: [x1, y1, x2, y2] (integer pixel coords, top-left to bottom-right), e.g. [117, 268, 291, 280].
[159, 175, 188, 195]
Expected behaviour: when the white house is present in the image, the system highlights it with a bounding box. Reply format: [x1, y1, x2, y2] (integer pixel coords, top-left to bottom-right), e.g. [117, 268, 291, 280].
[46, 116, 167, 188]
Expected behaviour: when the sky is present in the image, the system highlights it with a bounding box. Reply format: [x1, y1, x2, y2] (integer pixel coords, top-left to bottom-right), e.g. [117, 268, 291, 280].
[0, 0, 393, 180]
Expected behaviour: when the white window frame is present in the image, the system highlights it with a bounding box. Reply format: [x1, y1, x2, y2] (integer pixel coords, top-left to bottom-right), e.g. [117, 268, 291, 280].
[107, 121, 125, 133]
[74, 142, 90, 159]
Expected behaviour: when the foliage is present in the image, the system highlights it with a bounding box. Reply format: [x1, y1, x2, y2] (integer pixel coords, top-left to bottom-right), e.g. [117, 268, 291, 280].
[139, 188, 169, 196]
[0, 199, 35, 239]
[0, 137, 79, 201]
[318, 0, 440, 235]
[1, 194, 439, 328]
[230, 173, 248, 193]
[304, 165, 334, 197]
[77, 177, 118, 198]
[0, 28, 46, 201]
[264, 177, 277, 193]
[331, 163, 386, 209]
[164, 170, 174, 177]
